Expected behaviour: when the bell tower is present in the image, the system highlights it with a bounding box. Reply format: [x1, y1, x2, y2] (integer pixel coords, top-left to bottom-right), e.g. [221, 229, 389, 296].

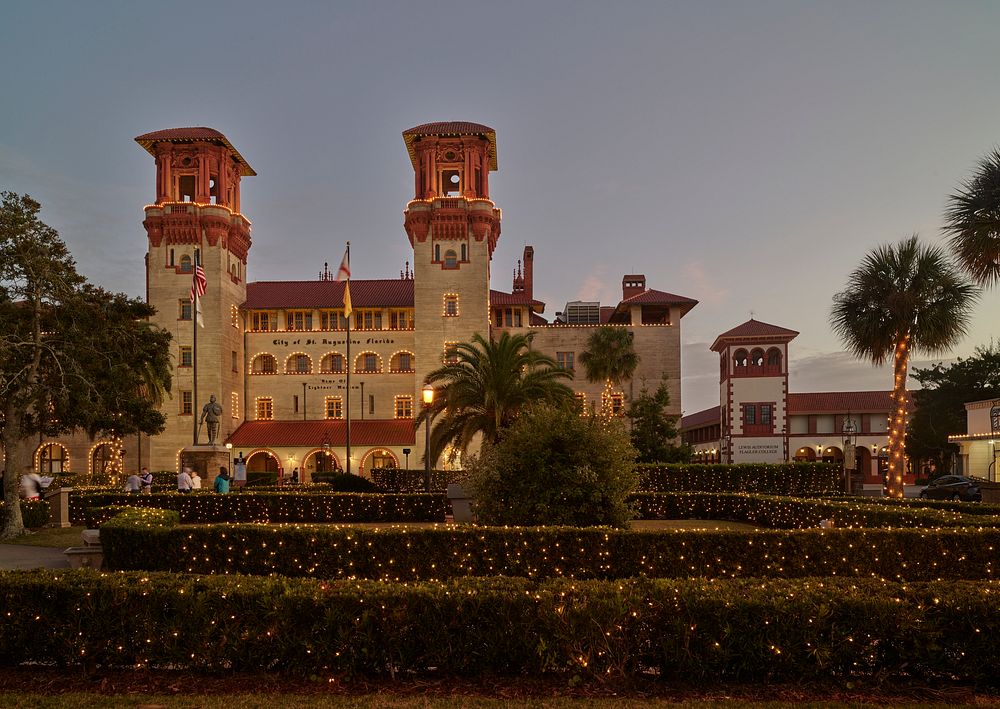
[403, 122, 501, 463]
[136, 127, 255, 471]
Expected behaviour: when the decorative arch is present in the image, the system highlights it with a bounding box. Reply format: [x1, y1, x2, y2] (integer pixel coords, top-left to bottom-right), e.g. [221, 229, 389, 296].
[284, 352, 313, 374]
[35, 442, 69, 474]
[793, 446, 817, 462]
[320, 351, 346, 374]
[359, 448, 398, 476]
[733, 348, 749, 368]
[443, 249, 458, 269]
[251, 352, 277, 374]
[246, 448, 280, 473]
[822, 446, 843, 463]
[750, 348, 765, 366]
[354, 351, 383, 374]
[89, 440, 120, 478]
[390, 350, 415, 373]
[179, 254, 192, 273]
[304, 447, 342, 478]
[766, 347, 782, 368]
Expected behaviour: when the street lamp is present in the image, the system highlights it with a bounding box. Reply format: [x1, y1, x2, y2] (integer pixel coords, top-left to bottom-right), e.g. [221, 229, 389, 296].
[842, 417, 858, 494]
[322, 433, 331, 473]
[225, 442, 233, 478]
[422, 384, 434, 492]
[402, 447, 411, 470]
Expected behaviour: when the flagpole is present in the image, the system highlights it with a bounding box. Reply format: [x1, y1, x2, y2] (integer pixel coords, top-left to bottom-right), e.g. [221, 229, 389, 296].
[192, 248, 199, 446]
[345, 241, 352, 476]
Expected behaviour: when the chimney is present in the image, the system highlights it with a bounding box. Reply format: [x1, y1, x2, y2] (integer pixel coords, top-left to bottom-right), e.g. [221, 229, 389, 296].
[622, 274, 645, 301]
[523, 245, 534, 300]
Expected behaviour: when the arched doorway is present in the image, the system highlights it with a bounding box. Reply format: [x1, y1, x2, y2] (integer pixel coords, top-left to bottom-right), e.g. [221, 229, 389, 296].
[793, 446, 817, 462]
[247, 449, 279, 473]
[822, 446, 843, 465]
[360, 448, 398, 477]
[305, 448, 342, 480]
[91, 442, 118, 481]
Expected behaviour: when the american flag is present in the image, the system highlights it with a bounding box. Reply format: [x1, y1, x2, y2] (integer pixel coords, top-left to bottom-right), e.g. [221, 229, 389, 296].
[190, 259, 206, 328]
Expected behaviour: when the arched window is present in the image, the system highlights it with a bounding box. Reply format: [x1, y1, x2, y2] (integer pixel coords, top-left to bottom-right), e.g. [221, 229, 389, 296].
[179, 255, 192, 273]
[733, 349, 749, 368]
[390, 351, 414, 373]
[320, 352, 345, 374]
[365, 448, 398, 471]
[37, 443, 68, 474]
[91, 443, 117, 478]
[355, 352, 382, 373]
[766, 348, 782, 368]
[444, 249, 458, 269]
[750, 348, 765, 366]
[285, 353, 312, 374]
[251, 353, 277, 374]
[246, 450, 279, 473]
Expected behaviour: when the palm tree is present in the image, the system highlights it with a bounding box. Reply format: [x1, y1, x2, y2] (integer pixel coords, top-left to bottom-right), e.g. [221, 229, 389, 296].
[579, 326, 639, 418]
[944, 149, 1000, 287]
[418, 331, 574, 464]
[831, 235, 978, 497]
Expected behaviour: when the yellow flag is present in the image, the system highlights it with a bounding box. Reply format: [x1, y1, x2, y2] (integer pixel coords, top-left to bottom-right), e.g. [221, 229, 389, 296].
[343, 279, 352, 319]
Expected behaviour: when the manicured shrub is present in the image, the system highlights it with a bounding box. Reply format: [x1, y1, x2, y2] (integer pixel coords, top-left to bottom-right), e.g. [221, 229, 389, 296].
[310, 473, 382, 492]
[69, 491, 447, 524]
[370, 469, 464, 492]
[4, 499, 51, 528]
[1, 570, 998, 683]
[635, 462, 841, 494]
[468, 404, 638, 527]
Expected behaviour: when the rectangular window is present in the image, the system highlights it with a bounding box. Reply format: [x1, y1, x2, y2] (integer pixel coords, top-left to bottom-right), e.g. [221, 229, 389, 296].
[231, 350, 238, 372]
[363, 353, 378, 372]
[743, 404, 756, 426]
[369, 394, 375, 415]
[761, 404, 773, 425]
[575, 392, 588, 416]
[395, 396, 413, 419]
[256, 397, 273, 420]
[444, 294, 459, 317]
[320, 310, 347, 330]
[514, 309, 522, 327]
[180, 390, 192, 415]
[231, 392, 239, 418]
[397, 353, 412, 372]
[389, 309, 413, 330]
[251, 311, 277, 332]
[610, 393, 625, 416]
[179, 300, 192, 321]
[504, 309, 513, 327]
[179, 346, 193, 368]
[293, 395, 299, 414]
[444, 342, 459, 364]
[556, 351, 575, 371]
[231, 305, 239, 329]
[325, 397, 343, 419]
[286, 310, 313, 331]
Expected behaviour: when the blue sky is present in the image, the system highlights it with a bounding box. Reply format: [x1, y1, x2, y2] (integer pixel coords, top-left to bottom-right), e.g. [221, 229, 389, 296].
[2, 1, 999, 413]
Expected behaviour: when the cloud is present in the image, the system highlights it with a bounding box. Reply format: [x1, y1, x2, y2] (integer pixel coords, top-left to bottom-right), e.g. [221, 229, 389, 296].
[575, 264, 609, 302]
[682, 260, 729, 305]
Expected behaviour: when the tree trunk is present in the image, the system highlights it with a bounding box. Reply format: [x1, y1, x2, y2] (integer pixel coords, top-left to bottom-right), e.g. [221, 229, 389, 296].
[886, 335, 910, 499]
[1, 403, 25, 539]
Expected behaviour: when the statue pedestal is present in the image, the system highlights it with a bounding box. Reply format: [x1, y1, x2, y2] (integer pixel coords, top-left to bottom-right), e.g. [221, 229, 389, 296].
[180, 445, 231, 489]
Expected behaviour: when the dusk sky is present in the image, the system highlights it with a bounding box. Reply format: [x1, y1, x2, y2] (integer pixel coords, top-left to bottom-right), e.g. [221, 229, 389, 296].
[2, 1, 999, 414]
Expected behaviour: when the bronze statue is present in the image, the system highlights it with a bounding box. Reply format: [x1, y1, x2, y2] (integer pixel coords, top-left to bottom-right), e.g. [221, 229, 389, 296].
[198, 394, 223, 445]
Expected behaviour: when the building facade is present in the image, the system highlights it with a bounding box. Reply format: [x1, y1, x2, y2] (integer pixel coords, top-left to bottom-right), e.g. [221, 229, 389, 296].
[72, 121, 695, 479]
[949, 398, 1000, 481]
[681, 318, 915, 491]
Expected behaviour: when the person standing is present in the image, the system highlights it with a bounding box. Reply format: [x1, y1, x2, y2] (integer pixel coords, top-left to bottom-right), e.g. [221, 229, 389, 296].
[290, 467, 299, 484]
[177, 467, 194, 493]
[20, 471, 43, 500]
[214, 466, 231, 494]
[190, 469, 202, 490]
[233, 453, 247, 489]
[125, 472, 142, 494]
[140, 467, 153, 494]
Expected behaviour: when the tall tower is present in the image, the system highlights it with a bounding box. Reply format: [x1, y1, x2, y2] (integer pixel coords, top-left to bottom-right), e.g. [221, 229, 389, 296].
[402, 122, 501, 463]
[711, 319, 798, 464]
[136, 127, 255, 471]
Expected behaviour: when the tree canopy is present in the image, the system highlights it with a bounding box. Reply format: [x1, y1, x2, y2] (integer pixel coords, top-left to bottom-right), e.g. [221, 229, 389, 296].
[418, 331, 574, 464]
[944, 149, 1000, 288]
[1, 192, 172, 538]
[626, 378, 690, 464]
[579, 326, 639, 388]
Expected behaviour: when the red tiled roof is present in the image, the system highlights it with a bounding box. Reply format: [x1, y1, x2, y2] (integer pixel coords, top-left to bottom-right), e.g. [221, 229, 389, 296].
[711, 319, 799, 351]
[227, 419, 415, 447]
[244, 279, 413, 309]
[609, 288, 698, 322]
[788, 391, 899, 414]
[681, 406, 721, 430]
[134, 127, 256, 176]
[490, 289, 545, 309]
[402, 121, 498, 170]
[529, 312, 549, 326]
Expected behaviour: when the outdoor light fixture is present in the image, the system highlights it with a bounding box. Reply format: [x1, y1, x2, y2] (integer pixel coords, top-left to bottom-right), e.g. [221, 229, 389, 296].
[422, 385, 434, 492]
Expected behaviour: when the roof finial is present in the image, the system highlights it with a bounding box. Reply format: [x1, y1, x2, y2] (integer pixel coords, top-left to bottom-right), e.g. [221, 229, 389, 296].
[319, 262, 334, 281]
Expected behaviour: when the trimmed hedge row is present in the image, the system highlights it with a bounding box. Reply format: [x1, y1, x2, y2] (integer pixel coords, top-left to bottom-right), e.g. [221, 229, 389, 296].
[1, 570, 998, 682]
[369, 468, 464, 492]
[0, 499, 50, 529]
[630, 492, 1000, 528]
[635, 463, 841, 494]
[830, 495, 1000, 516]
[99, 515, 1000, 581]
[69, 491, 447, 524]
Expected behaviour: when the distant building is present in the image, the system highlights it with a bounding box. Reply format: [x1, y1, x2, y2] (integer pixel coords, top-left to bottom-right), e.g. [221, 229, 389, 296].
[28, 122, 699, 480]
[948, 399, 1000, 480]
[681, 318, 915, 490]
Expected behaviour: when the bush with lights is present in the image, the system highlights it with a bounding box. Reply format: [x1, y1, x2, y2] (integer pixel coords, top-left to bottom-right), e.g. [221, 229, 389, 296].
[1, 569, 998, 682]
[635, 462, 841, 494]
[1, 499, 50, 529]
[467, 404, 638, 527]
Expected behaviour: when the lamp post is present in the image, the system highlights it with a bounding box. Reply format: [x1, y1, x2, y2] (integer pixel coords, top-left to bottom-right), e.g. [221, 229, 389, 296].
[225, 442, 233, 478]
[842, 417, 858, 494]
[422, 384, 434, 493]
[402, 447, 411, 470]
[322, 433, 331, 474]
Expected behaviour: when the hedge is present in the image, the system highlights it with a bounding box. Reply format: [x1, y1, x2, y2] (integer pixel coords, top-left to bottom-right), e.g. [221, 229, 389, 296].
[69, 491, 447, 524]
[0, 499, 50, 529]
[629, 492, 1000, 528]
[98, 515, 1000, 581]
[370, 468, 465, 492]
[635, 463, 841, 494]
[1, 570, 998, 682]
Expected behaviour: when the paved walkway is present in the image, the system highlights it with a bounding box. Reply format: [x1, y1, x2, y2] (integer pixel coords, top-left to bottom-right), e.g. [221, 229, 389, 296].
[0, 545, 71, 570]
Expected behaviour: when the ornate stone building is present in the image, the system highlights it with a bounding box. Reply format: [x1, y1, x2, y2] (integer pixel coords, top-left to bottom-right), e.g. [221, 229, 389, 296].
[33, 122, 698, 479]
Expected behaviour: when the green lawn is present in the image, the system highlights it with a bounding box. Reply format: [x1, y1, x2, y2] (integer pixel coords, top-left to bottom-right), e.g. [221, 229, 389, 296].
[0, 525, 85, 548]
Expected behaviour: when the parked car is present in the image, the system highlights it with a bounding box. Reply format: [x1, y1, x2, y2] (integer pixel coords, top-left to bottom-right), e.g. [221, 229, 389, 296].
[919, 475, 982, 502]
